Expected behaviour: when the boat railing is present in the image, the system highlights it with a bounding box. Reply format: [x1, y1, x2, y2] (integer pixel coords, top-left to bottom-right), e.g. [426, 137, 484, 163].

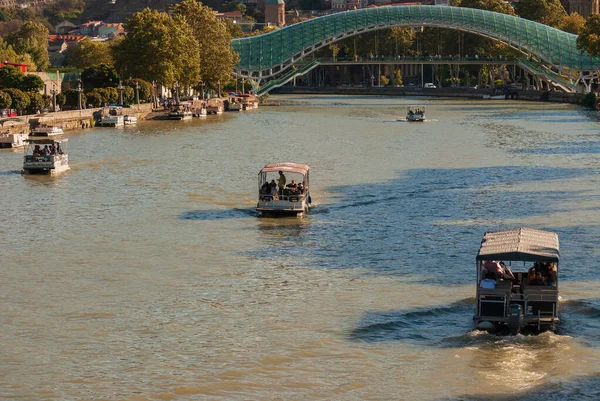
[260, 191, 307, 203]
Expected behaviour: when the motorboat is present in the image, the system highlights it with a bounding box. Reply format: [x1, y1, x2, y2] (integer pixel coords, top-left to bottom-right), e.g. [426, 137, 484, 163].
[0, 129, 28, 148]
[168, 105, 193, 120]
[474, 227, 560, 334]
[227, 98, 242, 111]
[21, 138, 69, 175]
[124, 115, 137, 125]
[406, 106, 425, 122]
[99, 106, 125, 127]
[194, 106, 207, 117]
[257, 163, 311, 216]
[30, 125, 64, 136]
[238, 94, 258, 110]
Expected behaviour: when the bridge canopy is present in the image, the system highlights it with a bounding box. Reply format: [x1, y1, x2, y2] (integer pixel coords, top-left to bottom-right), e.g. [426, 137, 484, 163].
[231, 6, 600, 74]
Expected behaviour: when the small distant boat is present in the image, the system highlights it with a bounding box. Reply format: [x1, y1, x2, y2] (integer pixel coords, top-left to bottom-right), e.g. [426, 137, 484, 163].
[0, 129, 28, 148]
[22, 138, 69, 175]
[406, 105, 425, 122]
[30, 125, 64, 136]
[206, 99, 224, 115]
[194, 106, 207, 117]
[124, 115, 137, 125]
[483, 94, 506, 100]
[238, 94, 259, 110]
[168, 105, 193, 120]
[257, 162, 311, 216]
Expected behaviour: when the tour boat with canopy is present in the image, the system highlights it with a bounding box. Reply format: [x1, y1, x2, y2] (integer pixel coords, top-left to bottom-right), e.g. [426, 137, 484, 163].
[22, 138, 69, 175]
[257, 163, 311, 216]
[30, 124, 64, 136]
[474, 227, 560, 334]
[406, 105, 425, 122]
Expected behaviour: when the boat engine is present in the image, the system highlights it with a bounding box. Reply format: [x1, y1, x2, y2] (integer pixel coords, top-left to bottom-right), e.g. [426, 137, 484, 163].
[507, 304, 523, 335]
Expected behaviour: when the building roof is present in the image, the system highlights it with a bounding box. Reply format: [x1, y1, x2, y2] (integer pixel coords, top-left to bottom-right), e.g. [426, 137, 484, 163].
[80, 20, 102, 27]
[476, 228, 560, 263]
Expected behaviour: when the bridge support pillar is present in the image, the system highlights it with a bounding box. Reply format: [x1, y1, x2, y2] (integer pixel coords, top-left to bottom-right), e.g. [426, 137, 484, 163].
[249, 78, 261, 95]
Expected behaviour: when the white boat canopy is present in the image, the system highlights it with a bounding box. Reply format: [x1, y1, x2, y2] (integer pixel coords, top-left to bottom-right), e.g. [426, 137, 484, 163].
[476, 227, 559, 263]
[260, 162, 310, 175]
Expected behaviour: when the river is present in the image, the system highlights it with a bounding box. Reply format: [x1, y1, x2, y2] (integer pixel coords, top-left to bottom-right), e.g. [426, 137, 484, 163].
[2, 95, 600, 400]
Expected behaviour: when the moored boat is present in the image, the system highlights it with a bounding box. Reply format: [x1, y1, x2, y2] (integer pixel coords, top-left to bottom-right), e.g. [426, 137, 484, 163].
[21, 138, 69, 175]
[168, 105, 193, 120]
[0, 129, 28, 148]
[30, 125, 64, 136]
[257, 163, 311, 216]
[99, 106, 125, 127]
[206, 98, 224, 115]
[474, 227, 560, 334]
[124, 115, 137, 125]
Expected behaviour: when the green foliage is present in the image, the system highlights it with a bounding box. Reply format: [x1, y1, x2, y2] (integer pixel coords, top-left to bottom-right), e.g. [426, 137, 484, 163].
[393, 68, 403, 86]
[0, 38, 32, 67]
[172, 0, 238, 90]
[95, 87, 118, 104]
[85, 90, 104, 107]
[455, 0, 514, 14]
[113, 8, 201, 88]
[26, 92, 45, 114]
[582, 92, 597, 109]
[0, 66, 23, 90]
[43, 0, 85, 25]
[516, 0, 567, 28]
[81, 64, 119, 89]
[3, 88, 30, 114]
[223, 19, 244, 39]
[122, 86, 135, 104]
[380, 75, 390, 86]
[560, 12, 585, 34]
[6, 21, 50, 71]
[63, 89, 85, 109]
[577, 14, 600, 57]
[67, 38, 114, 69]
[0, 90, 11, 109]
[21, 75, 44, 92]
[123, 78, 153, 103]
[41, 94, 51, 108]
[56, 93, 66, 108]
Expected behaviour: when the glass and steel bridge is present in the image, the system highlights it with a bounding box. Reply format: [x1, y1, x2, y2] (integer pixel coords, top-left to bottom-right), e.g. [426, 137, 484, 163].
[231, 5, 600, 92]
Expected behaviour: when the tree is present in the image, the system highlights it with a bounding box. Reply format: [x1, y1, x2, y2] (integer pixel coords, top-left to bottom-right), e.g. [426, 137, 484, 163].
[43, 0, 85, 25]
[124, 78, 153, 103]
[20, 75, 44, 92]
[329, 44, 340, 61]
[81, 64, 119, 89]
[63, 89, 85, 109]
[172, 0, 238, 91]
[113, 8, 201, 88]
[56, 93, 66, 109]
[380, 75, 390, 86]
[67, 38, 114, 69]
[7, 21, 50, 71]
[394, 68, 403, 86]
[122, 86, 135, 104]
[223, 19, 243, 38]
[26, 92, 45, 114]
[4, 88, 30, 115]
[560, 12, 585, 34]
[0, 66, 23, 90]
[0, 38, 32, 67]
[516, 0, 567, 28]
[577, 14, 600, 57]
[454, 0, 514, 15]
[85, 90, 104, 107]
[0, 90, 11, 109]
[96, 87, 118, 104]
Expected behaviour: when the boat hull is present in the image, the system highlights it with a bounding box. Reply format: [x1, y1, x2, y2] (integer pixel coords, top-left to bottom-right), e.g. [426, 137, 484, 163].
[0, 133, 28, 148]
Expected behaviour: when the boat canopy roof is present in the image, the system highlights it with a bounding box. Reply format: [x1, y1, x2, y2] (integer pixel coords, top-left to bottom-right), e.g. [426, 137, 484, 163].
[26, 138, 68, 144]
[260, 162, 310, 175]
[477, 227, 559, 263]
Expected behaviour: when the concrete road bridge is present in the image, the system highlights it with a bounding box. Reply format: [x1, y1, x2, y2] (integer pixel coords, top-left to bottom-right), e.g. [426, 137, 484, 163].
[231, 5, 600, 94]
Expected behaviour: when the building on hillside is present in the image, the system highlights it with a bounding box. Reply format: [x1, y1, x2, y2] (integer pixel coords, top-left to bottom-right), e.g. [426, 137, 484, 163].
[97, 23, 124, 38]
[215, 11, 243, 24]
[48, 34, 88, 67]
[570, 0, 600, 17]
[78, 21, 103, 36]
[265, 0, 286, 27]
[55, 20, 78, 34]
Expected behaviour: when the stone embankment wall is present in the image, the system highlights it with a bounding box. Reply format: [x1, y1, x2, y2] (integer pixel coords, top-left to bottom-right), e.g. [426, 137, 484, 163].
[3, 103, 154, 133]
[273, 87, 586, 105]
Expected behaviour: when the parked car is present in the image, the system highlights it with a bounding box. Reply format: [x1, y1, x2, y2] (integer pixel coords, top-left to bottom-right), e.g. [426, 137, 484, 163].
[424, 83, 437, 89]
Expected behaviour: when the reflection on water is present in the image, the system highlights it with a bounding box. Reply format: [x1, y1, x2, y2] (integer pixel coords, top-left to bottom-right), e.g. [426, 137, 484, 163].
[2, 95, 600, 400]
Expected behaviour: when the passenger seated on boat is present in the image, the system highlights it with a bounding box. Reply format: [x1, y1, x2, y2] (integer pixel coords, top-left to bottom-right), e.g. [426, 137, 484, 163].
[297, 183, 304, 193]
[287, 180, 297, 189]
[546, 263, 557, 286]
[260, 181, 271, 194]
[33, 145, 42, 156]
[483, 260, 515, 280]
[528, 271, 546, 286]
[480, 272, 496, 289]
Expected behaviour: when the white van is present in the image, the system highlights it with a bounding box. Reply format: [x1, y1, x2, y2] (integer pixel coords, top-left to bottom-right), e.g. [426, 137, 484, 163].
[424, 83, 437, 89]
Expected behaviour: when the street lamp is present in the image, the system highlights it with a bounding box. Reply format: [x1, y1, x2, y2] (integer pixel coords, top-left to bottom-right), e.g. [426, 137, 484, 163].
[371, 75, 374, 87]
[76, 79, 83, 110]
[218, 80, 221, 97]
[152, 80, 157, 109]
[51, 83, 58, 112]
[117, 79, 124, 105]
[135, 80, 139, 105]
